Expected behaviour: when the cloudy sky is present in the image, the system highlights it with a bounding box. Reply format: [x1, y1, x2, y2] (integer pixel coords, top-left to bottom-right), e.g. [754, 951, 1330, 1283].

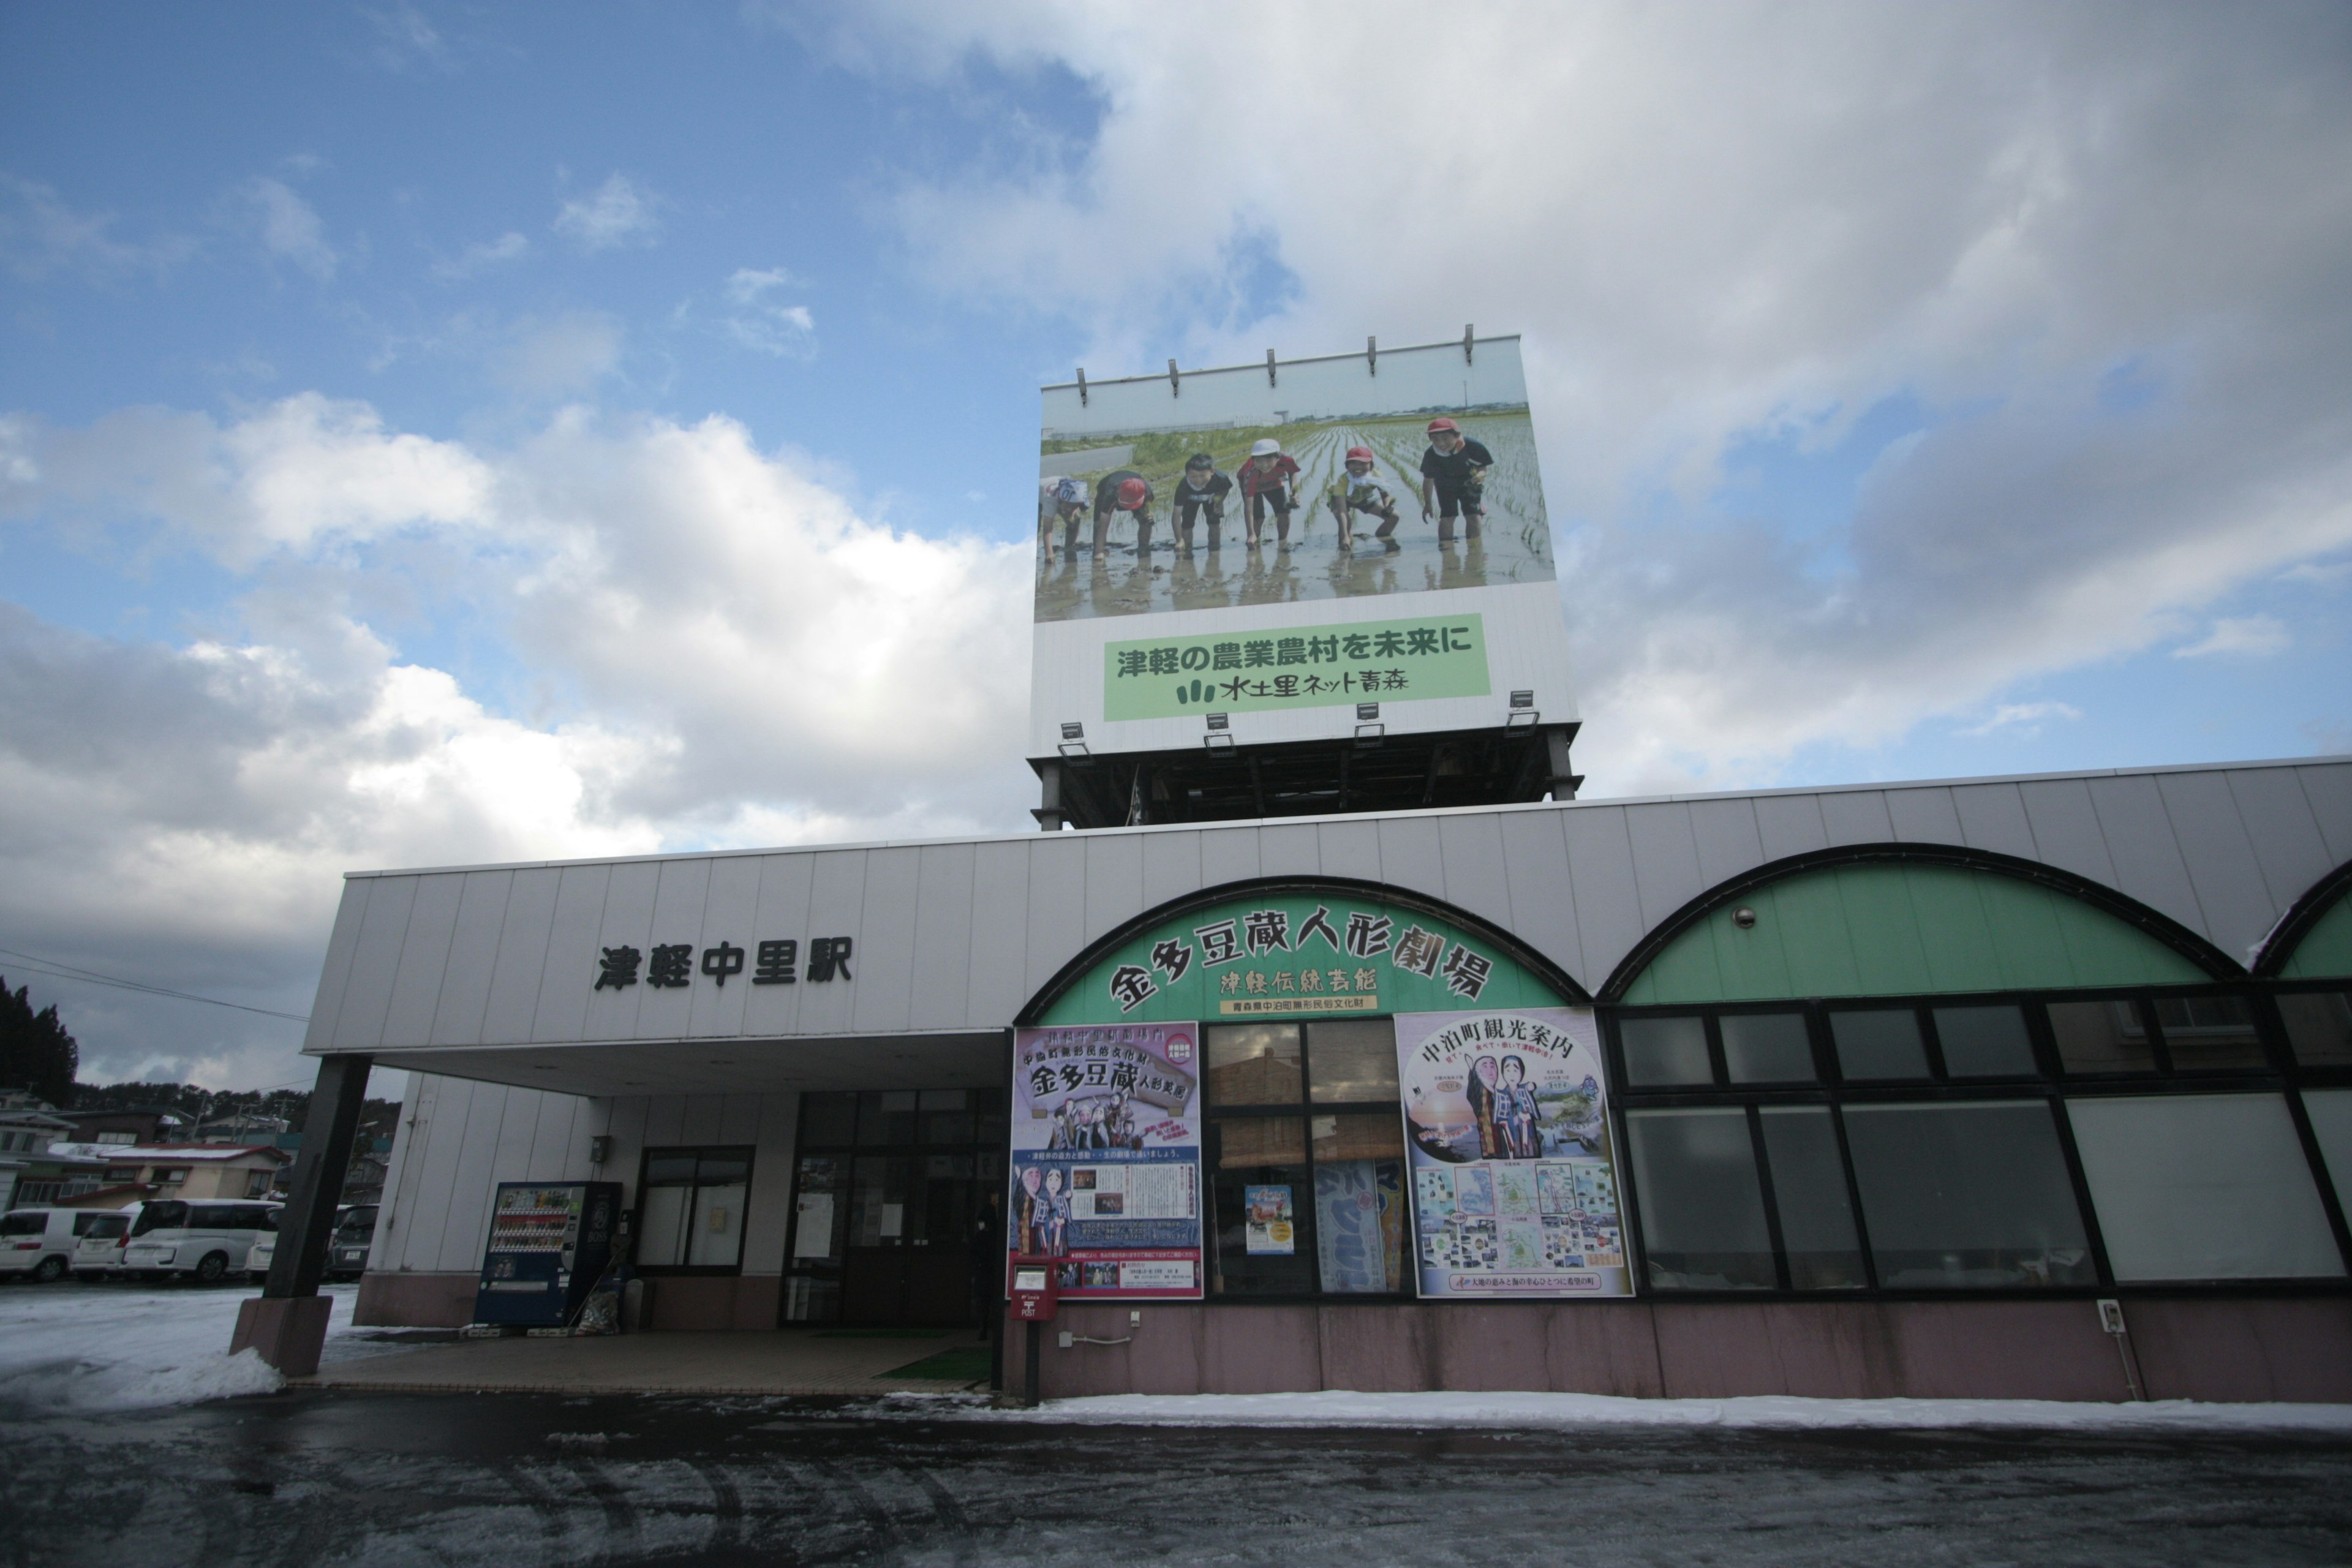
[2, 1, 2348, 1095]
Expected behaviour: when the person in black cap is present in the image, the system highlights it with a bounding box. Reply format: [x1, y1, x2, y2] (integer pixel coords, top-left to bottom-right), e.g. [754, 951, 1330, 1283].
[1418, 418, 1493, 543]
[1169, 453, 1232, 552]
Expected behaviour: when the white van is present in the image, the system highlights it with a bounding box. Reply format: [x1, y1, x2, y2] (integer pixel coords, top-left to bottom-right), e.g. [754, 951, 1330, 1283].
[1, 1207, 97, 1283]
[120, 1199, 281, 1284]
[70, 1204, 143, 1280]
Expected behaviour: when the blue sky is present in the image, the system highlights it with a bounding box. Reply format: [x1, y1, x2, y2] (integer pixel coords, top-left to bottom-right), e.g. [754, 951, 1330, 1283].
[2, 1, 2348, 1090]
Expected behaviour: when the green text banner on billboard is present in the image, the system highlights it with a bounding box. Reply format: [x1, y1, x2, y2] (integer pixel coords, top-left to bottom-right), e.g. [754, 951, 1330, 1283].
[1396, 1008, 1629, 1298]
[1104, 614, 1490, 719]
[1011, 1023, 1204, 1300]
[1037, 892, 1563, 1028]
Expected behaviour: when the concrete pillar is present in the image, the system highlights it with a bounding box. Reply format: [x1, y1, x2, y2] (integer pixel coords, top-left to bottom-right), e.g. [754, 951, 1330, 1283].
[232, 1052, 371, 1373]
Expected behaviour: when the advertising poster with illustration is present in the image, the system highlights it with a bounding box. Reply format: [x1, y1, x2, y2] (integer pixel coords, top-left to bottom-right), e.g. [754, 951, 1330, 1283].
[1395, 1009, 1629, 1298]
[1011, 1023, 1205, 1300]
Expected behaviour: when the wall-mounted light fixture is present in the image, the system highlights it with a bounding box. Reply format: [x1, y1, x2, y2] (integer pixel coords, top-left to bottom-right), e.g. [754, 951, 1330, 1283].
[1354, 722, 1385, 747]
[1356, 702, 1380, 721]
[1058, 721, 1090, 759]
[1732, 906, 1758, 930]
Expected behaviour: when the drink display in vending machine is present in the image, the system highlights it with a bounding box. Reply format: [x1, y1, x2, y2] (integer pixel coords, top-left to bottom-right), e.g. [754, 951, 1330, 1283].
[471, 1181, 622, 1328]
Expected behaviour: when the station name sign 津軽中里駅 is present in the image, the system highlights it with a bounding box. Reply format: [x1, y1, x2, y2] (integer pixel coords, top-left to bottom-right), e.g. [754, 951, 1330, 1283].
[1101, 614, 1490, 720]
[591, 937, 854, 991]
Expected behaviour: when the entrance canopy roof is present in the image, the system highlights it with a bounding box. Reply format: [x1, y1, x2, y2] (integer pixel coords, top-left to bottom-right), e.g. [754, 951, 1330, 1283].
[368, 1031, 1006, 1099]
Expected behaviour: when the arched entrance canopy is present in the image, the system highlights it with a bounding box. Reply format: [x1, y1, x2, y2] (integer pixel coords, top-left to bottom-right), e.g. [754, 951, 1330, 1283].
[2256, 859, 2352, 979]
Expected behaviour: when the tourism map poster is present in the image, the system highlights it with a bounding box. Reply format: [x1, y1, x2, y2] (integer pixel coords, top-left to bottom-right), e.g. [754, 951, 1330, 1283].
[1010, 1023, 1205, 1299]
[1394, 1008, 1629, 1298]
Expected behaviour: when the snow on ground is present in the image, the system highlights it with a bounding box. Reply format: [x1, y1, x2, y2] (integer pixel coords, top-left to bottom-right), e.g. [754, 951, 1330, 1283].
[0, 1280, 396, 1414]
[946, 1389, 2352, 1434]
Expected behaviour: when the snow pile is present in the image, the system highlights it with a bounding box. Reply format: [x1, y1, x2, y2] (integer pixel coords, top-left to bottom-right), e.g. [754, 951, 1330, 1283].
[975, 1389, 2352, 1433]
[0, 1281, 370, 1414]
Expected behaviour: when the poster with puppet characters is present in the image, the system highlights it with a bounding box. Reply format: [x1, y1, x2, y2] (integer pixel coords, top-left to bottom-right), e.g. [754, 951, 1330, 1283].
[1395, 1008, 1629, 1298]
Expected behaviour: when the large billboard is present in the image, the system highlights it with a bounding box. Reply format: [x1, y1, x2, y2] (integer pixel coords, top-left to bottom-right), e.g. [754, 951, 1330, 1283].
[1031, 334, 1576, 757]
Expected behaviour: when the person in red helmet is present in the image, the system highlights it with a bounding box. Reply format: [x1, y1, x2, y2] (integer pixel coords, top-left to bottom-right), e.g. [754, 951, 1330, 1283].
[1321, 445, 1402, 552]
[1091, 468, 1156, 556]
[1234, 437, 1301, 548]
[1418, 417, 1494, 543]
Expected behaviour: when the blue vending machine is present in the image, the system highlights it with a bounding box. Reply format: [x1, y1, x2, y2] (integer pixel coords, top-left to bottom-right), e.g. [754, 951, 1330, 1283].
[472, 1180, 622, 1328]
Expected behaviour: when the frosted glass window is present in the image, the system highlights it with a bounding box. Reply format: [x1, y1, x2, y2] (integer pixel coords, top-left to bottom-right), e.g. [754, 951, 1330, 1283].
[687, 1182, 749, 1267]
[2305, 1090, 2352, 1215]
[1934, 1005, 2038, 1077]
[2068, 1095, 2343, 1280]
[1206, 1023, 1303, 1105]
[1307, 1019, 1400, 1103]
[2152, 995, 2265, 1071]
[1619, 1016, 1711, 1087]
[636, 1185, 688, 1267]
[1626, 1107, 1774, 1289]
[1758, 1107, 1865, 1289]
[1831, 1009, 1930, 1080]
[1721, 1013, 1815, 1082]
[1841, 1102, 2094, 1287]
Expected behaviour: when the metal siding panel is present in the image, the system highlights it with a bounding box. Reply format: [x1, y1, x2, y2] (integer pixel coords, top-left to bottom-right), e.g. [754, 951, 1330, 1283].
[1437, 811, 1515, 932]
[2084, 773, 2211, 940]
[430, 872, 515, 1047]
[967, 840, 1032, 1028]
[481, 869, 562, 1046]
[2016, 777, 2120, 888]
[677, 1094, 726, 1147]
[1820, 790, 1896, 847]
[435, 1080, 513, 1272]
[301, 884, 371, 1055]
[1754, 793, 1830, 862]
[579, 861, 660, 1045]
[1197, 827, 1261, 891]
[635, 859, 715, 1041]
[718, 1091, 763, 1146]
[1081, 833, 1147, 948]
[1885, 786, 1965, 847]
[1376, 815, 1445, 902]
[2225, 767, 2335, 916]
[2155, 771, 2277, 965]
[336, 877, 419, 1051]
[1023, 837, 1088, 1001]
[2295, 763, 2352, 865]
[742, 1091, 799, 1277]
[1951, 783, 2040, 861]
[1686, 797, 1766, 891]
[1140, 829, 1204, 911]
[1314, 818, 1383, 883]
[1624, 802, 1705, 932]
[1561, 807, 1645, 991]
[1496, 810, 1585, 992]
[849, 847, 921, 1035]
[742, 854, 816, 1040]
[531, 864, 613, 1044]
[908, 843, 978, 1032]
[524, 1088, 578, 1180]
[374, 1074, 428, 1271]
[642, 1096, 688, 1149]
[1257, 823, 1321, 879]
[797, 852, 869, 1036]
[687, 856, 764, 1038]
[382, 875, 466, 1048]
[393, 1074, 457, 1273]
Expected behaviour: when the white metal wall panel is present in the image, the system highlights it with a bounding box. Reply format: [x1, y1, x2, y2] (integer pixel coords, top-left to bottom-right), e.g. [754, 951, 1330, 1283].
[337, 876, 417, 1050]
[691, 854, 764, 1039]
[1376, 815, 1444, 900]
[1623, 802, 1705, 933]
[1496, 810, 1581, 986]
[382, 873, 464, 1049]
[2224, 767, 2336, 915]
[741, 1092, 799, 1277]
[2296, 764, 2352, 867]
[850, 847, 922, 1035]
[1436, 810, 1515, 934]
[635, 859, 714, 1042]
[1139, 827, 1204, 911]
[481, 869, 562, 1045]
[1754, 792, 1831, 862]
[1080, 832, 1147, 948]
[1023, 837, 1087, 998]
[2016, 777, 2120, 888]
[2156, 770, 2284, 960]
[908, 843, 979, 1032]
[797, 852, 868, 1037]
[965, 840, 1032, 1027]
[2083, 774, 2210, 941]
[743, 852, 816, 1040]
[300, 883, 371, 1057]
[430, 872, 514, 1046]
[1820, 789, 1896, 848]
[1685, 796, 1765, 891]
[1885, 786, 1965, 846]
[1950, 783, 2039, 861]
[582, 859, 660, 1046]
[1559, 806, 1644, 990]
[1256, 822, 1320, 880]
[532, 863, 612, 1045]
[1197, 825, 1261, 889]
[1315, 817, 1383, 883]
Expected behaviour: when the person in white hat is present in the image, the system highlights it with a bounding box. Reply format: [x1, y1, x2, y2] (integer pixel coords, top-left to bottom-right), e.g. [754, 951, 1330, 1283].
[1234, 437, 1301, 548]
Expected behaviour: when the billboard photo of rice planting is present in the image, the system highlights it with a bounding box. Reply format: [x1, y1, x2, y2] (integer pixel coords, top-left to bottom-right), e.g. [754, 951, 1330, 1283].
[1036, 399, 1556, 624]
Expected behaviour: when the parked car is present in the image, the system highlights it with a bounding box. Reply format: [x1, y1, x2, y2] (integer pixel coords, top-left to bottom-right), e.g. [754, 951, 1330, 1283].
[0, 1207, 82, 1283]
[70, 1204, 143, 1281]
[244, 1202, 381, 1283]
[121, 1199, 281, 1283]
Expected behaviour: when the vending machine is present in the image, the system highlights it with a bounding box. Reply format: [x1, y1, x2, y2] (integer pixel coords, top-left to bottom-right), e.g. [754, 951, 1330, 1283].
[472, 1181, 622, 1328]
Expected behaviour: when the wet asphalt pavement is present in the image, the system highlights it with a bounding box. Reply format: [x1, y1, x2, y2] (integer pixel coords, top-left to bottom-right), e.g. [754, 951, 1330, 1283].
[2, 1391, 2349, 1567]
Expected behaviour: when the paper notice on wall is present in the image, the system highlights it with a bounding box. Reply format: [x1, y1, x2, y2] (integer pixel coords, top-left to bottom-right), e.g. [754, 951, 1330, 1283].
[791, 1194, 834, 1258]
[1245, 1185, 1295, 1254]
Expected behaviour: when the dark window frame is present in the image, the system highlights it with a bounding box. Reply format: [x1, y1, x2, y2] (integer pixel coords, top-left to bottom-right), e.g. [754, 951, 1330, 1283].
[1607, 982, 2352, 1302]
[631, 1144, 757, 1278]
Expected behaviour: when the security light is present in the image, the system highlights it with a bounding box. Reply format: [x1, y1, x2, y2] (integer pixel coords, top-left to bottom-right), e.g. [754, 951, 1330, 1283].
[1204, 733, 1235, 752]
[1732, 907, 1758, 930]
[1058, 741, 1091, 758]
[1356, 703, 1379, 721]
[1354, 723, 1385, 747]
[1205, 712, 1229, 731]
[1060, 722, 1084, 739]
[1509, 690, 1535, 709]
[1504, 709, 1539, 729]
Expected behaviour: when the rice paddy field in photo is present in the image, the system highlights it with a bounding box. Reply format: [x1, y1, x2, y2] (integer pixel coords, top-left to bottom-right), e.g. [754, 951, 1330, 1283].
[1035, 409, 1556, 622]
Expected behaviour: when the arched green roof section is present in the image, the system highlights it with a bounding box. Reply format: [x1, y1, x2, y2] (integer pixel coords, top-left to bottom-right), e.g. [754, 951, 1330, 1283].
[1617, 858, 2217, 1007]
[2278, 879, 2352, 979]
[1025, 879, 1584, 1028]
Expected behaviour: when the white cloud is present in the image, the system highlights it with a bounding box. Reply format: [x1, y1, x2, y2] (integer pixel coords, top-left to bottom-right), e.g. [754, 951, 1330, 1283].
[554, 173, 660, 252]
[0, 173, 192, 282]
[238, 176, 339, 281]
[719, 266, 816, 357]
[492, 311, 624, 393]
[2173, 614, 2290, 659]
[822, 0, 2352, 793]
[363, 3, 451, 72]
[1959, 701, 2083, 738]
[433, 230, 529, 279]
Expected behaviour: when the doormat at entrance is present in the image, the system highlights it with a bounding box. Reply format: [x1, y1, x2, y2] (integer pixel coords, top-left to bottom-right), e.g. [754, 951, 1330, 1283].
[881, 1345, 994, 1383]
[814, 1329, 957, 1340]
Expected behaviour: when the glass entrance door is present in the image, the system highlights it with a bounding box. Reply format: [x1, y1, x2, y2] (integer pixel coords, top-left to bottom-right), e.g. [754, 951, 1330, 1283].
[782, 1088, 1007, 1325]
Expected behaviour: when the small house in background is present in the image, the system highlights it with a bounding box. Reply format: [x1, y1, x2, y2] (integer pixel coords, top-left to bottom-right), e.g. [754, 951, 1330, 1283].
[0, 1095, 88, 1209]
[42, 1143, 293, 1207]
[59, 1106, 187, 1146]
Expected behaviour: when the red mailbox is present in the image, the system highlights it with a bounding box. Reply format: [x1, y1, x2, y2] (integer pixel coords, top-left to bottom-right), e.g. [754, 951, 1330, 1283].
[1009, 1257, 1059, 1322]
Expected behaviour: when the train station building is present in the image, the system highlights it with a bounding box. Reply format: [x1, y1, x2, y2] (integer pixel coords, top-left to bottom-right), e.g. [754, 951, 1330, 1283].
[238, 339, 2352, 1403]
